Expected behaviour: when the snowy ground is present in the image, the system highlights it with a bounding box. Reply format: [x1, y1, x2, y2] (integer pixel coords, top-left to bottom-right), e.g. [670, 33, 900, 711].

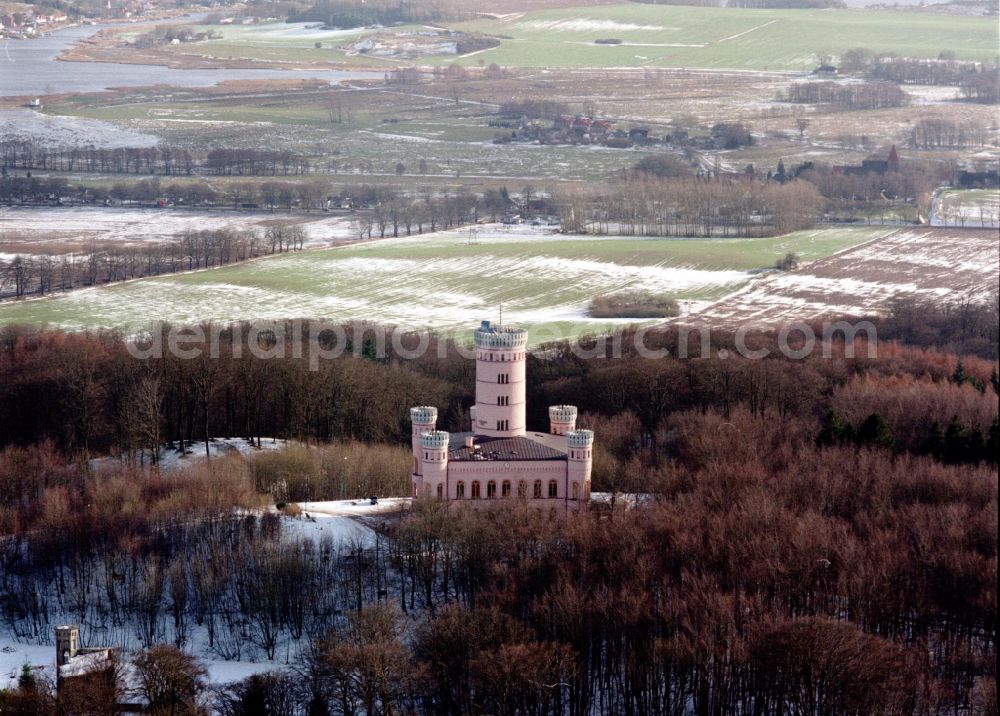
[0, 206, 359, 255]
[930, 189, 1000, 228]
[1, 492, 639, 689]
[89, 437, 289, 474]
[0, 108, 161, 149]
[0, 220, 776, 342]
[284, 498, 411, 546]
[0, 500, 383, 689]
[692, 226, 999, 326]
[1, 643, 54, 690]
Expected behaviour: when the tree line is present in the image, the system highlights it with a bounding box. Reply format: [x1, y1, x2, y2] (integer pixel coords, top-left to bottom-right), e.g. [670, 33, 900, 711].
[0, 141, 309, 177]
[0, 302, 995, 467]
[0, 225, 306, 301]
[839, 49, 999, 104]
[910, 117, 991, 149]
[0, 174, 327, 210]
[288, 0, 459, 27]
[782, 81, 910, 110]
[557, 175, 825, 237]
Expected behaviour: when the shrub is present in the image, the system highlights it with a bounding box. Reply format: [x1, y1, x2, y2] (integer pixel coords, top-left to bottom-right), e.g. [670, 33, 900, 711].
[252, 442, 410, 502]
[632, 154, 692, 178]
[589, 291, 679, 319]
[775, 252, 800, 271]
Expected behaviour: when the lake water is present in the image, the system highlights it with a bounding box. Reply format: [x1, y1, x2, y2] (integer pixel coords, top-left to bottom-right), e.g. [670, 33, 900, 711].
[0, 21, 379, 96]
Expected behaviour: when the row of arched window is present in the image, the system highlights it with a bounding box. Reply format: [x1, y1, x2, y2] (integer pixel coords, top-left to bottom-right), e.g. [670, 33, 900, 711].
[416, 480, 588, 500]
[449, 479, 583, 500]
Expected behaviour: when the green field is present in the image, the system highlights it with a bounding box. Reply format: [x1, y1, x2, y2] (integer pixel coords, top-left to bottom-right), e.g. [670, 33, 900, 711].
[454, 5, 999, 69]
[0, 226, 888, 342]
[43, 95, 662, 181]
[169, 6, 999, 70]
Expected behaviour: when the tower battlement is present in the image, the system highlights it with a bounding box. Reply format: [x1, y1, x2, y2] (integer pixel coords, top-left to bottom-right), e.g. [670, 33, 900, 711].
[410, 406, 438, 425]
[420, 431, 451, 450]
[549, 405, 578, 435]
[474, 321, 528, 349]
[549, 405, 578, 423]
[567, 429, 595, 448]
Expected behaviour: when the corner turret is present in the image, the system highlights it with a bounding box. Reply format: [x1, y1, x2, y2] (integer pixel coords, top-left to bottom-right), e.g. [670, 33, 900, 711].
[549, 405, 578, 435]
[420, 430, 450, 499]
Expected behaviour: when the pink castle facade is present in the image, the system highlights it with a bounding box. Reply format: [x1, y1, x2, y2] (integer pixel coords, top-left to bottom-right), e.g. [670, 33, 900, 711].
[410, 321, 593, 507]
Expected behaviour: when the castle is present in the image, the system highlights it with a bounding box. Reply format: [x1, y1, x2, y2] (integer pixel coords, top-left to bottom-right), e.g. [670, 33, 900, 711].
[409, 321, 593, 507]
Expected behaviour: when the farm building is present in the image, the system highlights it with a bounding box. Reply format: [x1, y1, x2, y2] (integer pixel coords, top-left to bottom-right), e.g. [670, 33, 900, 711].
[833, 145, 900, 176]
[410, 321, 593, 508]
[955, 168, 1000, 189]
[55, 625, 144, 712]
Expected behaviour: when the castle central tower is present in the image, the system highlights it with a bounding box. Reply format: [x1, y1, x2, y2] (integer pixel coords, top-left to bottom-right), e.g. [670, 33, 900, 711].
[473, 321, 528, 438]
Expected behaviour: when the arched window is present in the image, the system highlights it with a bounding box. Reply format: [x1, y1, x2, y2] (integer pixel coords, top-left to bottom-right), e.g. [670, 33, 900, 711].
[572, 482, 579, 500]
[502, 480, 511, 497]
[413, 457, 418, 473]
[471, 481, 481, 499]
[456, 481, 465, 498]
[548, 480, 558, 498]
[584, 480, 591, 499]
[518, 480, 527, 497]
[533, 480, 542, 498]
[412, 482, 417, 497]
[487, 480, 497, 498]
[437, 483, 444, 499]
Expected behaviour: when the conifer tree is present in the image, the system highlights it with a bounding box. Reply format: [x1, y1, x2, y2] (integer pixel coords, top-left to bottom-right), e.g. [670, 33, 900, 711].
[856, 413, 894, 451]
[987, 414, 999, 464]
[17, 662, 35, 692]
[943, 415, 969, 464]
[817, 409, 854, 446]
[920, 420, 944, 459]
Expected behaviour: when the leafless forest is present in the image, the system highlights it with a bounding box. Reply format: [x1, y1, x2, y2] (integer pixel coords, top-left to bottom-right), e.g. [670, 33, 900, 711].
[0, 298, 996, 714]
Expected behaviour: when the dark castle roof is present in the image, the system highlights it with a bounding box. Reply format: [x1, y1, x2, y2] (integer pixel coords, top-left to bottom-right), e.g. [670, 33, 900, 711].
[447, 433, 568, 462]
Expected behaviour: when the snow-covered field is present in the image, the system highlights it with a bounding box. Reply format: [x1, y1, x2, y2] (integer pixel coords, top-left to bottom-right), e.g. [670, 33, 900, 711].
[286, 498, 410, 546]
[517, 18, 674, 33]
[0, 108, 161, 148]
[0, 206, 358, 254]
[931, 189, 1000, 228]
[693, 226, 999, 326]
[0, 221, 792, 342]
